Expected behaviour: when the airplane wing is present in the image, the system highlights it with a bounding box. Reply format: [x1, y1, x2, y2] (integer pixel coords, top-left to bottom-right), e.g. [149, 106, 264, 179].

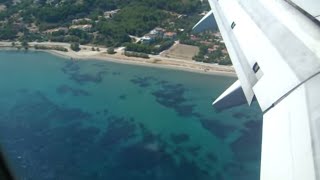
[194, 0, 320, 179]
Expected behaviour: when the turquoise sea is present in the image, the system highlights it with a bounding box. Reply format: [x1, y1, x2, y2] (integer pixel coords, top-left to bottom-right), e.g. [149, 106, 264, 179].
[0, 50, 262, 180]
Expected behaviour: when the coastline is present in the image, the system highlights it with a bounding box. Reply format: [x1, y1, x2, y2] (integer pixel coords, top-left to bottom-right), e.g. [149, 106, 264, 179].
[0, 41, 236, 77]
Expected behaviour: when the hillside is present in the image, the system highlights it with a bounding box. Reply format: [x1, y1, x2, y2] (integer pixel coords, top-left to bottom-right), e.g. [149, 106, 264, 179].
[0, 0, 232, 65]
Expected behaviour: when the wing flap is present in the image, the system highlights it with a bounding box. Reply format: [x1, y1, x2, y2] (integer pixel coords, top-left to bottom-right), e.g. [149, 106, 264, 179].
[260, 74, 320, 180]
[207, 0, 257, 105]
[192, 10, 217, 33]
[287, 0, 320, 18]
[201, 0, 320, 179]
[208, 0, 320, 111]
[212, 80, 247, 111]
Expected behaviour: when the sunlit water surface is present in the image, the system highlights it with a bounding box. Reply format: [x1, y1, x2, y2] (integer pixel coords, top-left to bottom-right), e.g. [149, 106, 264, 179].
[0, 51, 262, 180]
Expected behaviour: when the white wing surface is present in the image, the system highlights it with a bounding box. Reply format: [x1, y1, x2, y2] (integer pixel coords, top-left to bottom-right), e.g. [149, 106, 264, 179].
[288, 0, 320, 21]
[194, 0, 320, 179]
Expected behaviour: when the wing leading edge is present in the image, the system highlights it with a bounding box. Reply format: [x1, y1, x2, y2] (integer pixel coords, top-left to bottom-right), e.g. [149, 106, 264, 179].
[194, 0, 320, 179]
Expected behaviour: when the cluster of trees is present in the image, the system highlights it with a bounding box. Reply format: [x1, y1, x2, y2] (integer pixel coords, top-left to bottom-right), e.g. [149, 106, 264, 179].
[124, 51, 149, 59]
[107, 47, 116, 54]
[21, 41, 29, 50]
[193, 45, 232, 65]
[156, 40, 174, 53]
[34, 45, 68, 52]
[94, 5, 168, 46]
[91, 47, 100, 51]
[180, 38, 197, 46]
[0, 24, 17, 40]
[26, 0, 116, 23]
[125, 40, 174, 55]
[180, 31, 233, 65]
[20, 32, 46, 42]
[117, 0, 202, 14]
[94, 21, 131, 47]
[125, 43, 153, 54]
[0, 0, 10, 4]
[0, 0, 205, 49]
[0, 0, 202, 23]
[193, 45, 208, 61]
[70, 42, 80, 51]
[47, 29, 94, 45]
[112, 5, 168, 36]
[218, 57, 232, 65]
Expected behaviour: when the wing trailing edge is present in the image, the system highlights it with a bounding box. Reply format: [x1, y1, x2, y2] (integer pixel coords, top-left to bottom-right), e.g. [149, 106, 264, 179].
[212, 80, 247, 111]
[287, 0, 320, 21]
[193, 10, 217, 33]
[200, 0, 320, 179]
[199, 0, 320, 112]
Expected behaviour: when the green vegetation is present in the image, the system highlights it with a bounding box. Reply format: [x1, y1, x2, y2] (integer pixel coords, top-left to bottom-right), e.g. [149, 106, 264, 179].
[113, 6, 168, 36]
[21, 41, 29, 50]
[193, 45, 208, 61]
[183, 31, 231, 65]
[126, 43, 153, 54]
[0, 0, 232, 65]
[0, 0, 202, 43]
[107, 47, 116, 54]
[0, 24, 18, 40]
[70, 42, 80, 52]
[34, 45, 68, 52]
[124, 51, 149, 59]
[126, 40, 174, 54]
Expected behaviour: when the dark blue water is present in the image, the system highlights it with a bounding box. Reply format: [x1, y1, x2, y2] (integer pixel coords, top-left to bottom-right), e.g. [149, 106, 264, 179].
[0, 51, 262, 180]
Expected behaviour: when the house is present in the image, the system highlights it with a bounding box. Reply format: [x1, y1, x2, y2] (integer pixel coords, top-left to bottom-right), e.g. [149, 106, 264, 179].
[222, 49, 228, 54]
[141, 36, 152, 44]
[190, 35, 199, 41]
[0, 4, 6, 12]
[28, 27, 39, 33]
[69, 24, 92, 32]
[213, 32, 222, 39]
[12, 22, 25, 31]
[141, 33, 157, 44]
[200, 11, 208, 16]
[26, 23, 39, 33]
[149, 27, 166, 37]
[208, 45, 220, 53]
[44, 27, 68, 34]
[208, 48, 215, 53]
[155, 27, 165, 32]
[163, 32, 177, 39]
[72, 18, 91, 25]
[200, 40, 211, 46]
[0, 20, 6, 26]
[104, 9, 120, 19]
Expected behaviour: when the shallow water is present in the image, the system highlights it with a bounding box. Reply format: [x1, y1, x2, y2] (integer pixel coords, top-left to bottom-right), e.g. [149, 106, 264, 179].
[0, 50, 263, 180]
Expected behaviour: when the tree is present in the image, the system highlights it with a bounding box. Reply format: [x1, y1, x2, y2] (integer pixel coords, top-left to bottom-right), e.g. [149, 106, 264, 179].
[70, 43, 80, 51]
[219, 57, 232, 65]
[0, 25, 17, 40]
[107, 47, 115, 54]
[125, 43, 152, 54]
[21, 41, 29, 50]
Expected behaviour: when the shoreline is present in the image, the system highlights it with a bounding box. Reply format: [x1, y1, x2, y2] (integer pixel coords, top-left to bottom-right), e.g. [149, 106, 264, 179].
[0, 41, 236, 77]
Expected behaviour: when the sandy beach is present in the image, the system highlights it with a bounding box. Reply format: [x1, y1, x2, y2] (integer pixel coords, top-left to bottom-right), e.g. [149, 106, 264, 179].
[0, 41, 235, 76]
